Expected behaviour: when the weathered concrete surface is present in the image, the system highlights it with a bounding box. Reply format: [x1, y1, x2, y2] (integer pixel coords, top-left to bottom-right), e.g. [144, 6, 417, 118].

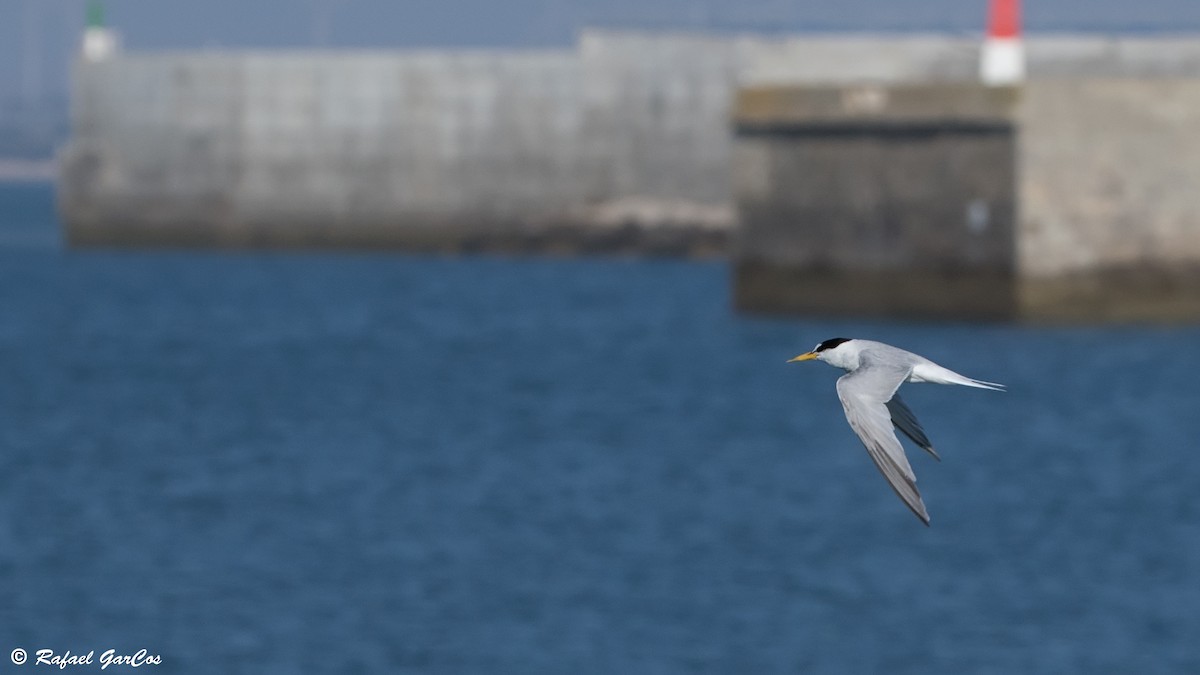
[733, 78, 1200, 322]
[63, 209, 730, 256]
[56, 32, 1200, 321]
[733, 84, 1018, 319]
[1016, 265, 1200, 323]
[734, 83, 1018, 127]
[1019, 79, 1200, 276]
[59, 38, 742, 252]
[1013, 78, 1200, 322]
[59, 31, 1200, 258]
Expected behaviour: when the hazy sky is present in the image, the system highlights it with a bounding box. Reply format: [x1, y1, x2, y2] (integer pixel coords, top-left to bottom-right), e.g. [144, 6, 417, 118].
[5, 0, 1200, 104]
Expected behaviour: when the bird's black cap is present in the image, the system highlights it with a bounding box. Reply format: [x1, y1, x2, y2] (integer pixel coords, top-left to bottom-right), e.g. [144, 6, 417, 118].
[814, 337, 851, 353]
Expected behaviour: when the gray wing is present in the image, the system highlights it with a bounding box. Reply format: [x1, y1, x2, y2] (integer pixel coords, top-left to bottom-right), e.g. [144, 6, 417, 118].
[835, 355, 931, 525]
[886, 394, 939, 461]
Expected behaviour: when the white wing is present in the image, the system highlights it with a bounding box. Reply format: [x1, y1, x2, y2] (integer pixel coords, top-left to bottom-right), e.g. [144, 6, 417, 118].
[835, 353, 930, 525]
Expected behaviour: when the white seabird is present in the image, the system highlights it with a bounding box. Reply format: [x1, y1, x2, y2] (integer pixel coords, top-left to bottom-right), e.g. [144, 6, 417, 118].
[789, 338, 1004, 525]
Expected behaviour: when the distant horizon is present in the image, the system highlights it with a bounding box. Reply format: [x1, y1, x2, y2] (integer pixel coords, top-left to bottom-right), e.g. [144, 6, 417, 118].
[5, 0, 1200, 104]
[5, 0, 1200, 165]
[3, 24, 1200, 166]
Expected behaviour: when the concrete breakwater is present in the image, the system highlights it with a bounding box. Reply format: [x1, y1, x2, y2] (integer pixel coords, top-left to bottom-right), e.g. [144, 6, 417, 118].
[733, 77, 1200, 322]
[59, 31, 1200, 320]
[60, 32, 1200, 248]
[61, 32, 743, 254]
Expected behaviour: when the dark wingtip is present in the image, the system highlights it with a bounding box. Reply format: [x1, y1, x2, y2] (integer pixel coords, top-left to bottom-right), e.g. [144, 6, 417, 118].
[913, 503, 932, 526]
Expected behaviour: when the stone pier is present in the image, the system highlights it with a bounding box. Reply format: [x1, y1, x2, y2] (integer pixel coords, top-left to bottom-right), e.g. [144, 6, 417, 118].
[732, 80, 1200, 322]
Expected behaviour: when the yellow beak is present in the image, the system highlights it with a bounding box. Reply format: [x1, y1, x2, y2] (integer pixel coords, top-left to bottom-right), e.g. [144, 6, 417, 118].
[787, 352, 818, 363]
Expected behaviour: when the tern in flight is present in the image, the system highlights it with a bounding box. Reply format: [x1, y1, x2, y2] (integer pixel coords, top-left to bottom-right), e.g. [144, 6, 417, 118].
[789, 338, 1004, 525]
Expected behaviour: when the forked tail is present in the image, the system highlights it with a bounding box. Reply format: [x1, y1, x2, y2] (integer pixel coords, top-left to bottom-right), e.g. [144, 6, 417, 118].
[911, 362, 1006, 391]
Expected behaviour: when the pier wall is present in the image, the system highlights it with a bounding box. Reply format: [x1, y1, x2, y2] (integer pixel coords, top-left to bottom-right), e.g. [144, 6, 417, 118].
[732, 78, 1200, 322]
[58, 32, 1200, 320]
[61, 33, 751, 252]
[61, 32, 1200, 255]
[732, 84, 1019, 320]
[1015, 78, 1200, 320]
[62, 51, 617, 249]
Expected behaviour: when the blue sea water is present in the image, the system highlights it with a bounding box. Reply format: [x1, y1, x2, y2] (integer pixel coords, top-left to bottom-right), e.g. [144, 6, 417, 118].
[1, 182, 1199, 673]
